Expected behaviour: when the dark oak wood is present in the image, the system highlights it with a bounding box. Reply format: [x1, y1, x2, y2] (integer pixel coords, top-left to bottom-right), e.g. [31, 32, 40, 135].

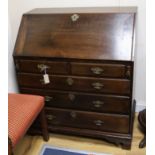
[39, 108, 49, 141]
[16, 59, 68, 74]
[47, 125, 133, 149]
[21, 88, 130, 114]
[28, 122, 133, 149]
[71, 62, 127, 78]
[17, 73, 130, 95]
[45, 107, 129, 133]
[13, 7, 136, 149]
[14, 12, 135, 61]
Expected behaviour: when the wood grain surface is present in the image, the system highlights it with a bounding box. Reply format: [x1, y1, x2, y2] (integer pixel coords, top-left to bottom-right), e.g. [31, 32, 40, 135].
[14, 113, 146, 155]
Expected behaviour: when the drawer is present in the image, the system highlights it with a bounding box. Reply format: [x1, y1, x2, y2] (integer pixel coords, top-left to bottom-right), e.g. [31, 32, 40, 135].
[71, 62, 128, 78]
[15, 59, 68, 74]
[20, 88, 130, 114]
[46, 107, 129, 133]
[17, 74, 130, 95]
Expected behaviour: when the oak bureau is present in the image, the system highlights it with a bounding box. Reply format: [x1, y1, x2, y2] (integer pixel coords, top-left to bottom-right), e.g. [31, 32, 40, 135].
[13, 7, 137, 149]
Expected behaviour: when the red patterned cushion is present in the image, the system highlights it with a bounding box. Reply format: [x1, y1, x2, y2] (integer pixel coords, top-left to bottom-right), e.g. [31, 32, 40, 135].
[8, 93, 44, 147]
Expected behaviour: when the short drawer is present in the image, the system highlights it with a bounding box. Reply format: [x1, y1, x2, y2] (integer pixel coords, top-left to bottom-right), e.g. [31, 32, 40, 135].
[20, 88, 130, 114]
[15, 59, 68, 74]
[17, 74, 130, 95]
[71, 62, 128, 78]
[46, 107, 129, 133]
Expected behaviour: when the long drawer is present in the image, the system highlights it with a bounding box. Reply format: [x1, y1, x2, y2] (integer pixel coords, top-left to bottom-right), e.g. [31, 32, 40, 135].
[17, 73, 130, 95]
[21, 88, 130, 114]
[71, 62, 128, 78]
[46, 107, 129, 134]
[15, 60, 68, 74]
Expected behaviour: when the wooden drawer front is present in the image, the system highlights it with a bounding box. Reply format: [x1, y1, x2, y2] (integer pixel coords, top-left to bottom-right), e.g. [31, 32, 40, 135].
[71, 63, 127, 78]
[20, 88, 130, 114]
[18, 74, 130, 95]
[46, 108, 129, 133]
[16, 60, 68, 74]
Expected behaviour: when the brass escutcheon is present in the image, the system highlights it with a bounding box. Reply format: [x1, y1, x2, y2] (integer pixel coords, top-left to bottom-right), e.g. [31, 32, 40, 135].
[40, 79, 45, 85]
[70, 111, 76, 118]
[71, 14, 79, 22]
[68, 93, 75, 101]
[66, 77, 74, 86]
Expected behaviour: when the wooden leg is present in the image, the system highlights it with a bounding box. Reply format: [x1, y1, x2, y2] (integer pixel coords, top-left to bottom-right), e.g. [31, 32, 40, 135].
[39, 108, 49, 141]
[139, 135, 146, 148]
[8, 143, 12, 155]
[8, 137, 13, 155]
[121, 141, 131, 150]
[102, 136, 132, 150]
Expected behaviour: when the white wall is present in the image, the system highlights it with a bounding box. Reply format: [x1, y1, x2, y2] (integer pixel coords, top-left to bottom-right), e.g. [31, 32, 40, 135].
[8, 0, 146, 111]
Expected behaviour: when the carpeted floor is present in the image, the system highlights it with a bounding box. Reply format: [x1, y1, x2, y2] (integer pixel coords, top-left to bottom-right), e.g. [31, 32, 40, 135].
[40, 145, 111, 155]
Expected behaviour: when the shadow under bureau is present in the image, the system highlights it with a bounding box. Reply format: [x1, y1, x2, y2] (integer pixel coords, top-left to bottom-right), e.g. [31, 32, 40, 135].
[13, 7, 136, 149]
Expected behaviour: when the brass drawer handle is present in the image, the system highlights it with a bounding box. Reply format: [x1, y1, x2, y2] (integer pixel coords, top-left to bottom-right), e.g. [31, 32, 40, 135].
[47, 114, 56, 120]
[45, 96, 53, 102]
[92, 82, 104, 90]
[37, 64, 50, 72]
[126, 66, 131, 78]
[93, 100, 104, 108]
[66, 77, 74, 86]
[71, 14, 79, 22]
[68, 93, 75, 101]
[15, 61, 19, 70]
[91, 67, 104, 75]
[94, 120, 104, 126]
[70, 111, 77, 118]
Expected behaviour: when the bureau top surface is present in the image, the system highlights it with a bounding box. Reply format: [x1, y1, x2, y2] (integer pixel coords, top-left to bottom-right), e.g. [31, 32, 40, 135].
[14, 7, 136, 61]
[27, 7, 137, 14]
